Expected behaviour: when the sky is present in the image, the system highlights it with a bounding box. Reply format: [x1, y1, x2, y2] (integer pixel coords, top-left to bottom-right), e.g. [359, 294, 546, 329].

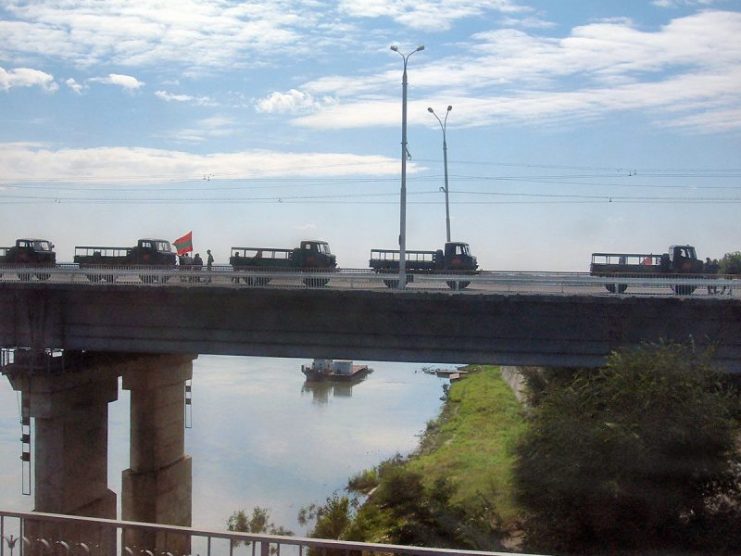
[1, 0, 740, 271]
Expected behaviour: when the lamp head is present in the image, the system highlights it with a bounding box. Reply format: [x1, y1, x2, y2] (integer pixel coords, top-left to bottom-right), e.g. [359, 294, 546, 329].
[427, 107, 434, 113]
[447, 105, 452, 112]
[416, 45, 425, 52]
[390, 45, 399, 52]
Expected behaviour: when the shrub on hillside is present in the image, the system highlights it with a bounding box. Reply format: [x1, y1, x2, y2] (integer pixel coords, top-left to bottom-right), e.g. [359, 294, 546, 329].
[513, 343, 740, 555]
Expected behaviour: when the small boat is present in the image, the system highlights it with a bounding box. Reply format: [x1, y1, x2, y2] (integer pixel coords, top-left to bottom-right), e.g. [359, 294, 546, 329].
[301, 359, 373, 382]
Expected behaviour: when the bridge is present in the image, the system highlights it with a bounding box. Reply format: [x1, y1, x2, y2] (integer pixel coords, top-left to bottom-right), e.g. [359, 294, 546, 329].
[0, 267, 739, 370]
[1, 268, 739, 555]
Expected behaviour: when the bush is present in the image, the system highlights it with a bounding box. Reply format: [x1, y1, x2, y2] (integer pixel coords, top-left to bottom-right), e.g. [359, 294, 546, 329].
[513, 343, 740, 554]
[719, 251, 741, 274]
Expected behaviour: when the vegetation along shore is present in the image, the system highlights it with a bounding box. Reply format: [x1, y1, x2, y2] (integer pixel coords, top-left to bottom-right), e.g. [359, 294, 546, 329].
[230, 344, 740, 555]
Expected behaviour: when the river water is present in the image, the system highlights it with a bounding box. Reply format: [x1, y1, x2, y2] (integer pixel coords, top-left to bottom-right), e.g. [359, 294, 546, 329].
[0, 355, 449, 534]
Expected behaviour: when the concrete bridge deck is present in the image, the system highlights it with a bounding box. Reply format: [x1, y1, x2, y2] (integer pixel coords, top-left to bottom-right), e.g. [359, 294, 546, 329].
[2, 282, 740, 371]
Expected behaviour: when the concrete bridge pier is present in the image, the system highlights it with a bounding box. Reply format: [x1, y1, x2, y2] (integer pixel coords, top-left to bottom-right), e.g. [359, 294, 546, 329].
[121, 354, 194, 555]
[4, 356, 118, 554]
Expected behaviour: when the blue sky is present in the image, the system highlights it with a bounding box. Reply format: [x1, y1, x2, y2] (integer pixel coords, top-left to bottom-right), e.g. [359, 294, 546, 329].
[1, 0, 740, 270]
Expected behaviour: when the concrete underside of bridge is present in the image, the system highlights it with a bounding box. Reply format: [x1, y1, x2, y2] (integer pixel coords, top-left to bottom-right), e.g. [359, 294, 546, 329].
[1, 283, 740, 371]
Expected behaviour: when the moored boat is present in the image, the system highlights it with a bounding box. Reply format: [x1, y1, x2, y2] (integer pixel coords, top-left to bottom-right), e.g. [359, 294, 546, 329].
[301, 359, 373, 382]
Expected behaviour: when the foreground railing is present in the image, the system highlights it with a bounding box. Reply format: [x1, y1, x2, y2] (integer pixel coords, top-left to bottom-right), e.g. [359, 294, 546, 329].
[0, 264, 736, 297]
[0, 510, 544, 556]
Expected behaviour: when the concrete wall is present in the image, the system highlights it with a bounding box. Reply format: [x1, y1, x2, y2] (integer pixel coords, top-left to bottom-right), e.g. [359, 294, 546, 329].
[2, 284, 740, 371]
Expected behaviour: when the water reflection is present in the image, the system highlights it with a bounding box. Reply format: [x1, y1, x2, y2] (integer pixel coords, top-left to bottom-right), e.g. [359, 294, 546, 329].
[1, 355, 449, 535]
[300, 376, 369, 403]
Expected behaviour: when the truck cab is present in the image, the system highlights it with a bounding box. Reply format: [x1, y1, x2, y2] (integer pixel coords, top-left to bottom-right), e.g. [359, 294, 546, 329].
[6, 239, 56, 264]
[292, 240, 337, 269]
[440, 242, 477, 271]
[130, 239, 176, 265]
[669, 245, 703, 273]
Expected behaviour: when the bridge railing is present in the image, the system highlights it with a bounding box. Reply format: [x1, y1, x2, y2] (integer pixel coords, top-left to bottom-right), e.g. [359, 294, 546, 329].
[0, 510, 545, 556]
[0, 264, 736, 296]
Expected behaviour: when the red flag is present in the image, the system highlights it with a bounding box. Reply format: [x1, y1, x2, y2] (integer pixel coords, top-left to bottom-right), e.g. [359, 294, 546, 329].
[173, 231, 193, 255]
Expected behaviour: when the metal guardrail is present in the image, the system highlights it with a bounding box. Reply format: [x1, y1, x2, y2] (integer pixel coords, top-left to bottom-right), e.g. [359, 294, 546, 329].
[0, 510, 546, 556]
[0, 264, 736, 297]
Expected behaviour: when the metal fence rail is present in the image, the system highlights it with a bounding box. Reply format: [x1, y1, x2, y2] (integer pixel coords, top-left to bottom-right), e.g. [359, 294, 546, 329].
[0, 510, 546, 556]
[0, 264, 736, 297]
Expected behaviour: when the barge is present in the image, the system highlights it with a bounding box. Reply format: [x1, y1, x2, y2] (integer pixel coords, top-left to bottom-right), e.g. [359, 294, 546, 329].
[301, 359, 373, 382]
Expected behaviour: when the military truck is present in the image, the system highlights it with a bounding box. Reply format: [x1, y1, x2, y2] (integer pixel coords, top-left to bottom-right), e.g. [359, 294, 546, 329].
[369, 241, 478, 289]
[229, 240, 337, 286]
[590, 244, 704, 294]
[0, 238, 56, 280]
[74, 238, 176, 283]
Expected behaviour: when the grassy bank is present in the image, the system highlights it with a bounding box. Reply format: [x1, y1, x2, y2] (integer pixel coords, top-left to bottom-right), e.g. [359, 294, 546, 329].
[314, 365, 529, 548]
[408, 365, 528, 522]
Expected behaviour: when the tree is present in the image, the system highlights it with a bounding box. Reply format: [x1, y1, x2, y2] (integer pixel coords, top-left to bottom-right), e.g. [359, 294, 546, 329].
[227, 507, 292, 548]
[513, 343, 740, 554]
[719, 251, 741, 274]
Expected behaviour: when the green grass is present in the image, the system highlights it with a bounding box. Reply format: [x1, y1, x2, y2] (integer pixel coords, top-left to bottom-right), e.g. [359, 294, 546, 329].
[407, 365, 528, 522]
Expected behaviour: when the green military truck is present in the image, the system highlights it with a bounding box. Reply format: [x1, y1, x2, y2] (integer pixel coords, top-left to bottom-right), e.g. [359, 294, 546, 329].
[369, 241, 478, 289]
[230, 240, 337, 286]
[0, 238, 57, 280]
[590, 244, 705, 294]
[74, 238, 176, 283]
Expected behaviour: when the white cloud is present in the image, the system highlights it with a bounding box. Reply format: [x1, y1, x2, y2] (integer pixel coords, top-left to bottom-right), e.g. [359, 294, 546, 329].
[160, 115, 238, 143]
[284, 10, 741, 133]
[155, 89, 214, 106]
[338, 0, 529, 31]
[0, 66, 57, 92]
[88, 73, 144, 91]
[0, 143, 406, 184]
[255, 89, 336, 114]
[65, 78, 83, 94]
[652, 0, 720, 7]
[0, 1, 331, 71]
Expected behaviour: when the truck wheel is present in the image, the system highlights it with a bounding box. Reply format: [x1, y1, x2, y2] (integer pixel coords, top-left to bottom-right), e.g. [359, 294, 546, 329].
[304, 278, 329, 287]
[446, 280, 470, 290]
[672, 284, 695, 295]
[605, 283, 628, 294]
[383, 275, 413, 288]
[246, 276, 271, 286]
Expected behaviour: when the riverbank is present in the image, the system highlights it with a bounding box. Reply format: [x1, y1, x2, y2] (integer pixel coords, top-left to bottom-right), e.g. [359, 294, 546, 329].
[311, 365, 528, 549]
[409, 365, 528, 522]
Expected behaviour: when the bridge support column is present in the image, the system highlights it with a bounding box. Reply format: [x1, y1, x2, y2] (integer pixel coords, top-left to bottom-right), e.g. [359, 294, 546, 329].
[121, 354, 194, 555]
[4, 358, 118, 553]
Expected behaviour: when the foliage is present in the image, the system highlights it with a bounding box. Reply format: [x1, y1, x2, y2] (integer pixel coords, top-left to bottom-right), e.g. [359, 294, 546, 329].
[409, 365, 528, 521]
[347, 467, 379, 494]
[301, 463, 504, 550]
[719, 251, 741, 274]
[298, 366, 523, 551]
[513, 343, 741, 555]
[298, 494, 357, 540]
[227, 507, 293, 548]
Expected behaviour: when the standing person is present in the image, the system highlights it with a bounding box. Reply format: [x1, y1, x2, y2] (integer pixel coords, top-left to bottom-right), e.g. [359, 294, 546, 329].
[192, 253, 203, 283]
[206, 249, 214, 283]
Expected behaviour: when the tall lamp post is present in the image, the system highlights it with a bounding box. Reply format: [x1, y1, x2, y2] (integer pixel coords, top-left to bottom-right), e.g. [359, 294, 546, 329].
[391, 44, 424, 289]
[428, 105, 452, 242]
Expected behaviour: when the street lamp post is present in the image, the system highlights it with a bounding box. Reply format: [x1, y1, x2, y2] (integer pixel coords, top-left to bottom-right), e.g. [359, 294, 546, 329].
[428, 105, 452, 242]
[391, 44, 424, 289]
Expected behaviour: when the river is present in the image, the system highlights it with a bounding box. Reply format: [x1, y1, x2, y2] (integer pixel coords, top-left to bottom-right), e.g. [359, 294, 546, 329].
[0, 355, 449, 534]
